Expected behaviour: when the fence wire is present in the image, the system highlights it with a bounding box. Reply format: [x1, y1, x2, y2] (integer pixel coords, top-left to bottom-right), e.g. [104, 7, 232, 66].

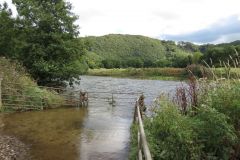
[1, 81, 142, 111]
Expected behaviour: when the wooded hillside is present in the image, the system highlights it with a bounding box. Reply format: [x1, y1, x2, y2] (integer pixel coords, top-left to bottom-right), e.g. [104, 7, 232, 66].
[81, 34, 240, 69]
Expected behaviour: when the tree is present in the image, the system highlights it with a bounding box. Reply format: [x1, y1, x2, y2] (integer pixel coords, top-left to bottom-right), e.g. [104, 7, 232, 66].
[202, 45, 237, 67]
[0, 2, 17, 57]
[12, 0, 86, 86]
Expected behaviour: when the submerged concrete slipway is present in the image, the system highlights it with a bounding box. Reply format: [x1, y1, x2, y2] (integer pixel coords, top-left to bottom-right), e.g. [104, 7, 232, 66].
[0, 76, 181, 160]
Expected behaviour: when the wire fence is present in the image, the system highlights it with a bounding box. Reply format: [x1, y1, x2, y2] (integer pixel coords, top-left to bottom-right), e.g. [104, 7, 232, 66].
[0, 79, 143, 111]
[0, 80, 85, 111]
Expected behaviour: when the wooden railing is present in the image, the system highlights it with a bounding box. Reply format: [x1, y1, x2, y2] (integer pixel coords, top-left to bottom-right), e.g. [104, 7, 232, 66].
[134, 95, 152, 160]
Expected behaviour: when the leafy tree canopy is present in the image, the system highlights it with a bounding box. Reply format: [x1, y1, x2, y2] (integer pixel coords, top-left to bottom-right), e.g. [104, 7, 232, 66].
[0, 0, 87, 86]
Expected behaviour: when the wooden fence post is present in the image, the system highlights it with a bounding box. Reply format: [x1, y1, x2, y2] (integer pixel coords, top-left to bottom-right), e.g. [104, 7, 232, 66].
[134, 95, 152, 160]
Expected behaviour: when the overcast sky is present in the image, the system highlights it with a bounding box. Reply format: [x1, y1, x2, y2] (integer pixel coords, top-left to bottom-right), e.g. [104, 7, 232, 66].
[2, 0, 240, 44]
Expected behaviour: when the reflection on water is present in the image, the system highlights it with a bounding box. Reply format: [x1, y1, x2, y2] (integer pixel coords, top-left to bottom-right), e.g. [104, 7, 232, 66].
[76, 76, 181, 160]
[1, 76, 181, 160]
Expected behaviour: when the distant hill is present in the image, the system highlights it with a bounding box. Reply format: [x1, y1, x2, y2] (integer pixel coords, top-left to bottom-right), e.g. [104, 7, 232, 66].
[80, 34, 193, 68]
[80, 34, 240, 68]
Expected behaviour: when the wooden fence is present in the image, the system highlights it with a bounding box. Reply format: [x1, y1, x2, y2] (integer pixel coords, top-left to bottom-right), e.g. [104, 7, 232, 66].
[134, 95, 152, 160]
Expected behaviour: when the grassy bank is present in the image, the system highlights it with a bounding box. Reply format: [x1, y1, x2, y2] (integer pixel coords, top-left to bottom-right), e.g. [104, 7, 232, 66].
[87, 68, 187, 80]
[129, 76, 240, 159]
[0, 58, 64, 112]
[88, 67, 240, 81]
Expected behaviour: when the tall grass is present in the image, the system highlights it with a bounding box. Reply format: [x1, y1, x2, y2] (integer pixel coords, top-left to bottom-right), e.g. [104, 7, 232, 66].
[0, 57, 64, 112]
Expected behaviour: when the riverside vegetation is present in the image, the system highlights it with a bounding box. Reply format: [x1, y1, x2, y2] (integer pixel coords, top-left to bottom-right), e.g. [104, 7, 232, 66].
[87, 67, 240, 80]
[0, 0, 85, 111]
[0, 0, 87, 87]
[129, 56, 240, 160]
[0, 57, 64, 112]
[87, 68, 186, 80]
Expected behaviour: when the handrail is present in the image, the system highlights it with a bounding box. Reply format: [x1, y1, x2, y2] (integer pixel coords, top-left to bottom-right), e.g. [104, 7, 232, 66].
[135, 96, 152, 160]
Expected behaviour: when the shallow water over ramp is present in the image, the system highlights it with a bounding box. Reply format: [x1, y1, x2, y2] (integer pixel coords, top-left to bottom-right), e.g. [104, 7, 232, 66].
[75, 76, 181, 159]
[79, 94, 136, 159]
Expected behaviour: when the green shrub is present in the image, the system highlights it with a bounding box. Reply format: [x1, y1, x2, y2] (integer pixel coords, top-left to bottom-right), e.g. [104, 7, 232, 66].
[193, 106, 237, 159]
[139, 97, 238, 160]
[144, 102, 201, 160]
[205, 82, 240, 158]
[186, 64, 211, 78]
[207, 82, 240, 131]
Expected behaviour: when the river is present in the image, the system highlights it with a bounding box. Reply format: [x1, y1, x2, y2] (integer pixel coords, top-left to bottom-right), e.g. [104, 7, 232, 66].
[0, 76, 182, 160]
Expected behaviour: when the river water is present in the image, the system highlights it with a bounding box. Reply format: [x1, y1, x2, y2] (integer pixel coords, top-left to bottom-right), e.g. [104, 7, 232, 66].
[0, 76, 182, 160]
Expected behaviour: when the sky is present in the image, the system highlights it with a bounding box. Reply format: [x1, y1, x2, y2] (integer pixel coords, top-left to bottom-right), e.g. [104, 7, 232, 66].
[2, 0, 240, 44]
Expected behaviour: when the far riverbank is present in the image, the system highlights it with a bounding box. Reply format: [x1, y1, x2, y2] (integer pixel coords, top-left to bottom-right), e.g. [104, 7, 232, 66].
[87, 68, 187, 81]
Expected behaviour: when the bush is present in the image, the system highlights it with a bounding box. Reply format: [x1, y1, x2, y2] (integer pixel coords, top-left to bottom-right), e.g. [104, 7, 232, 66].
[134, 75, 240, 159]
[141, 100, 237, 160]
[193, 106, 237, 159]
[207, 82, 240, 130]
[129, 56, 240, 159]
[144, 101, 202, 160]
[186, 64, 211, 78]
[205, 82, 240, 158]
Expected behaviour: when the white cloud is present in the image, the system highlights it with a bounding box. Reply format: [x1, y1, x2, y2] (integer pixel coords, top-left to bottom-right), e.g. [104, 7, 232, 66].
[212, 33, 240, 44]
[1, 0, 240, 42]
[68, 0, 240, 38]
[162, 15, 240, 43]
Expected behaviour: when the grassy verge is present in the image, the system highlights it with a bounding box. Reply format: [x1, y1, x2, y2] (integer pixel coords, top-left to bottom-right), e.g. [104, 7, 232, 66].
[87, 68, 187, 80]
[0, 57, 65, 112]
[129, 76, 240, 159]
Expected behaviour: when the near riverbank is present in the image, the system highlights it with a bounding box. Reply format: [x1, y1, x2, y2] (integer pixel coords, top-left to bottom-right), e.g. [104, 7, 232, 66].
[0, 114, 29, 160]
[0, 134, 29, 160]
[0, 57, 65, 112]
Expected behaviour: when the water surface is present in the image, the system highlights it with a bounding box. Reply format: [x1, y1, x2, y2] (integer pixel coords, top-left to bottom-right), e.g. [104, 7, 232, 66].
[1, 76, 181, 160]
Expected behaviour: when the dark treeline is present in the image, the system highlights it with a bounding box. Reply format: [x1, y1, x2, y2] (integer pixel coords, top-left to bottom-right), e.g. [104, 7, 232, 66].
[0, 0, 87, 86]
[81, 34, 240, 69]
[199, 41, 240, 66]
